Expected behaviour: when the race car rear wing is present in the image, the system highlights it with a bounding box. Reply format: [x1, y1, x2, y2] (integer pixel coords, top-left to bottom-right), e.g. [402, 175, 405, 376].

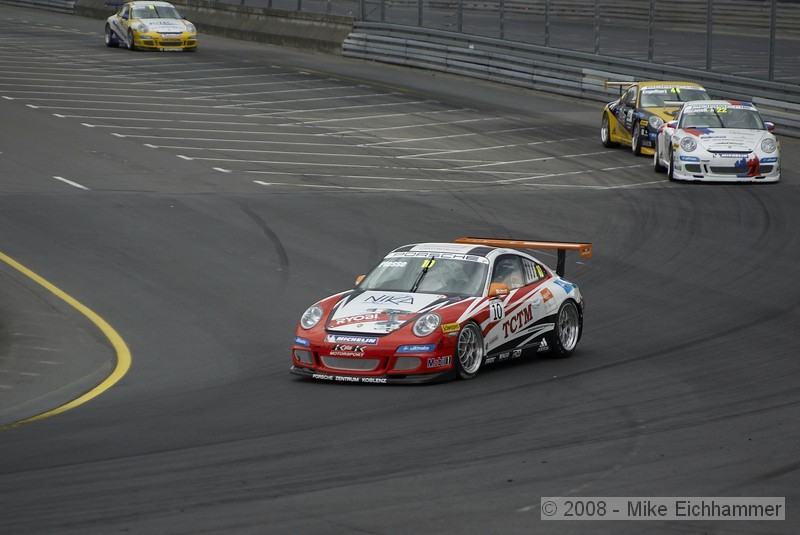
[604, 80, 635, 97]
[455, 237, 592, 277]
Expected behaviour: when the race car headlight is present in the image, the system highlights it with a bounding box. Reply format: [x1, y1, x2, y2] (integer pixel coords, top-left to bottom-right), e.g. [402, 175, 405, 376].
[185, 22, 196, 33]
[135, 22, 149, 33]
[648, 116, 664, 130]
[300, 305, 324, 330]
[413, 313, 441, 337]
[680, 137, 697, 152]
[761, 138, 777, 153]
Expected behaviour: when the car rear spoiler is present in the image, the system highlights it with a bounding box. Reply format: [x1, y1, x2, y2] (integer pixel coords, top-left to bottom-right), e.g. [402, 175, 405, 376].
[455, 237, 592, 277]
[604, 80, 636, 97]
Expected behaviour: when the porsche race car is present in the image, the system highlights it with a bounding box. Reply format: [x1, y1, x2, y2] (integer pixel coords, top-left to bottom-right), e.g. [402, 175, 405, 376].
[653, 100, 780, 183]
[601, 81, 710, 156]
[291, 237, 592, 384]
[105, 1, 197, 51]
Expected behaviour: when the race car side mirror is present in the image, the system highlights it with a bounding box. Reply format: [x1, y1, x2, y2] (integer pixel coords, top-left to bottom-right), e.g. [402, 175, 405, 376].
[488, 282, 509, 296]
[666, 120, 677, 128]
[765, 122, 775, 132]
[354, 274, 365, 285]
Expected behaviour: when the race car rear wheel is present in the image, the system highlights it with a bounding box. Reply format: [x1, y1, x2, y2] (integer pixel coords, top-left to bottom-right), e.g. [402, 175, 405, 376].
[127, 30, 137, 51]
[454, 322, 484, 380]
[631, 124, 643, 156]
[546, 300, 581, 359]
[104, 25, 119, 48]
[600, 113, 617, 148]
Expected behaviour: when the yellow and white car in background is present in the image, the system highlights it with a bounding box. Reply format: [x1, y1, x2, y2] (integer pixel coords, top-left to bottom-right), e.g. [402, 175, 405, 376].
[600, 81, 709, 156]
[105, 1, 197, 51]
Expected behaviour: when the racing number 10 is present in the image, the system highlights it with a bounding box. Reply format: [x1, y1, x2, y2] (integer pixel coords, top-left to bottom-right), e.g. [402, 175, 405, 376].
[489, 301, 504, 322]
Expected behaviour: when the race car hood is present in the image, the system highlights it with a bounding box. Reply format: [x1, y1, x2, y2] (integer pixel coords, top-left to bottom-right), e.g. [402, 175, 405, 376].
[137, 18, 188, 32]
[683, 128, 765, 152]
[326, 290, 454, 334]
[645, 107, 681, 122]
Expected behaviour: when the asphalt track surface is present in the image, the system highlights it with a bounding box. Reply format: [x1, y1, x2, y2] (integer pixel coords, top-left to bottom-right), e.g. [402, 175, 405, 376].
[1, 5, 799, 534]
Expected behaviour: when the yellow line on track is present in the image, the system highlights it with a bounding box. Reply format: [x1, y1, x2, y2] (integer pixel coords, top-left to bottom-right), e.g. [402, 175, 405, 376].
[0, 252, 131, 431]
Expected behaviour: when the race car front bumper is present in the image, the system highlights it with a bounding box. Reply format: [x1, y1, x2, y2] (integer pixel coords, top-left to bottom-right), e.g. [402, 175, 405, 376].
[290, 365, 453, 384]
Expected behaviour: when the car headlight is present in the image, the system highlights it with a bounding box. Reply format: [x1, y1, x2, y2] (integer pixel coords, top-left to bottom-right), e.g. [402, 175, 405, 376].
[135, 22, 149, 33]
[300, 305, 324, 330]
[413, 313, 441, 337]
[680, 137, 697, 152]
[185, 22, 196, 33]
[648, 116, 663, 130]
[761, 138, 777, 153]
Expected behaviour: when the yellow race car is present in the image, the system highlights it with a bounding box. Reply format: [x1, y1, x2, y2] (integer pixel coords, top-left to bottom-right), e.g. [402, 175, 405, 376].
[600, 81, 709, 156]
[105, 1, 197, 51]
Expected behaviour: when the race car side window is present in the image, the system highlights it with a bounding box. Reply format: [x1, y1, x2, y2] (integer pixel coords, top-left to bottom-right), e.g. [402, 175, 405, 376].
[623, 86, 638, 107]
[521, 258, 547, 286]
[491, 256, 525, 290]
[119, 5, 129, 18]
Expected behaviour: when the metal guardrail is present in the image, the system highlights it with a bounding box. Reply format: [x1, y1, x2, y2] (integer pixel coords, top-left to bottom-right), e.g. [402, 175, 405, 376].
[342, 22, 800, 138]
[1, 0, 74, 12]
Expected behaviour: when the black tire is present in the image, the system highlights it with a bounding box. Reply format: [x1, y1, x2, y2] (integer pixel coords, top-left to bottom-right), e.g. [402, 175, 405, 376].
[667, 148, 676, 181]
[127, 30, 136, 51]
[653, 142, 666, 173]
[600, 113, 617, 148]
[104, 25, 119, 48]
[545, 301, 582, 359]
[454, 322, 484, 380]
[631, 123, 643, 156]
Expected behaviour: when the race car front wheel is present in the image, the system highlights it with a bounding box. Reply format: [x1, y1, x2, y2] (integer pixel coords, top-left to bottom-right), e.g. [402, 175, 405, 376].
[546, 300, 581, 359]
[104, 25, 119, 48]
[127, 30, 137, 51]
[454, 322, 484, 380]
[600, 114, 617, 148]
[631, 124, 643, 156]
[667, 148, 676, 181]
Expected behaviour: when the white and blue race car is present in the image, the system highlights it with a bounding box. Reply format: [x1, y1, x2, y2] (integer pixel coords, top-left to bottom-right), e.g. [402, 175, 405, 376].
[654, 100, 780, 183]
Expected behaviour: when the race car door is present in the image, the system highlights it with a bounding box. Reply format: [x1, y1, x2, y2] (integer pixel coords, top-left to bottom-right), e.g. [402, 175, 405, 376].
[483, 254, 551, 358]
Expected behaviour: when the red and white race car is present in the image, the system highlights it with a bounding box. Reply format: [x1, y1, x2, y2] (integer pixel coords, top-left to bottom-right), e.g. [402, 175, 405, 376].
[291, 238, 592, 384]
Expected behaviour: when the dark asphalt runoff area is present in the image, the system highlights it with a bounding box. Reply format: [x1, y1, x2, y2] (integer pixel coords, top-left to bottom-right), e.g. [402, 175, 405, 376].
[1, 4, 798, 535]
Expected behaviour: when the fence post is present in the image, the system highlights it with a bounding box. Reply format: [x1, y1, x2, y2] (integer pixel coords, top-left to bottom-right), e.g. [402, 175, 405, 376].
[593, 0, 600, 54]
[499, 0, 505, 40]
[768, 0, 776, 81]
[545, 0, 550, 47]
[706, 0, 713, 71]
[648, 0, 655, 62]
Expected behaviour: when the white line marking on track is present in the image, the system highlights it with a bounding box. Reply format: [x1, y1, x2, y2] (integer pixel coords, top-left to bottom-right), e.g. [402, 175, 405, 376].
[253, 180, 411, 192]
[53, 176, 88, 190]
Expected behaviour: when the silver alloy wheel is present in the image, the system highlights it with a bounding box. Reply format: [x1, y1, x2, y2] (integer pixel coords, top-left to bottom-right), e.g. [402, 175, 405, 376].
[457, 323, 484, 376]
[127, 30, 136, 51]
[557, 302, 580, 352]
[601, 114, 611, 147]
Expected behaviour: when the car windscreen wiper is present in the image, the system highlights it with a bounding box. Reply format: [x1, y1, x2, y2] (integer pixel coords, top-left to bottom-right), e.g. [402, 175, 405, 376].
[410, 256, 435, 293]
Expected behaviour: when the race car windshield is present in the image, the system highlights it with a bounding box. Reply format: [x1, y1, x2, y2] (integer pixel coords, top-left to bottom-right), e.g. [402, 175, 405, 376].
[132, 6, 181, 18]
[640, 87, 709, 107]
[680, 108, 765, 130]
[359, 256, 488, 296]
